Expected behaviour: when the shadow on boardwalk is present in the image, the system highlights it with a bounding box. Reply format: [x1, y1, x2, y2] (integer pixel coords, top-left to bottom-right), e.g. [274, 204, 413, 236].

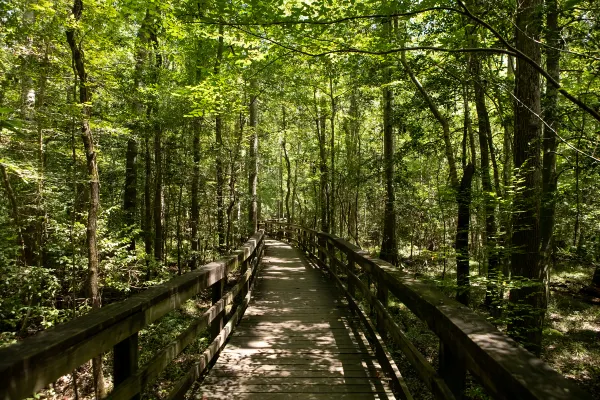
[195, 239, 395, 399]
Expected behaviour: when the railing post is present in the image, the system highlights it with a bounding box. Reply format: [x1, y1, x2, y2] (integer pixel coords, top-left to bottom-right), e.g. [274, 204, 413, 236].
[347, 257, 356, 315]
[113, 333, 139, 400]
[210, 277, 225, 339]
[347, 257, 356, 298]
[376, 274, 388, 335]
[439, 341, 467, 399]
[302, 230, 307, 251]
[318, 235, 325, 266]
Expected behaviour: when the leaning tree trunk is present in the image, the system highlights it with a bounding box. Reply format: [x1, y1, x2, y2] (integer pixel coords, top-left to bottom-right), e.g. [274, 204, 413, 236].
[401, 50, 472, 304]
[66, 0, 106, 396]
[508, 0, 544, 356]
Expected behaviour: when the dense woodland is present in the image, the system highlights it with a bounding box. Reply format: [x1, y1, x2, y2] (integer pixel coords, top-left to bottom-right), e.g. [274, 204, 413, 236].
[1, 0, 599, 398]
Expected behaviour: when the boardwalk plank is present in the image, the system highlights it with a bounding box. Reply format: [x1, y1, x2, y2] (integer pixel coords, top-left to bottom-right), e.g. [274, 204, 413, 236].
[194, 239, 394, 399]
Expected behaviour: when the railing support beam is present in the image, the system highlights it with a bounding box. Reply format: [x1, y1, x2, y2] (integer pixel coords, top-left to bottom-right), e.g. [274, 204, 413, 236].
[439, 341, 466, 399]
[211, 278, 226, 340]
[376, 277, 388, 335]
[113, 333, 139, 400]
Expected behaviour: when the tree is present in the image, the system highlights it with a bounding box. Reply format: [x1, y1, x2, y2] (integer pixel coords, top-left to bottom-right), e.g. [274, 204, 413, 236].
[65, 0, 106, 395]
[508, 0, 545, 355]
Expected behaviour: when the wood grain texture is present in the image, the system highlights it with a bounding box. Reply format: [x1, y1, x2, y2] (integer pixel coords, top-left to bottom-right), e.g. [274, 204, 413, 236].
[0, 232, 264, 400]
[267, 222, 593, 400]
[195, 240, 395, 400]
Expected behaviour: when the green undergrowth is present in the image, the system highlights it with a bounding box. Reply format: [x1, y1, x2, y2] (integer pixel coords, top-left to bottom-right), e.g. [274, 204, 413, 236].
[385, 257, 600, 398]
[25, 268, 244, 400]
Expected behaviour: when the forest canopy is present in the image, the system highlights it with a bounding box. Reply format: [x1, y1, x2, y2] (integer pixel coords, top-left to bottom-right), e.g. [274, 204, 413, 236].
[1, 0, 599, 398]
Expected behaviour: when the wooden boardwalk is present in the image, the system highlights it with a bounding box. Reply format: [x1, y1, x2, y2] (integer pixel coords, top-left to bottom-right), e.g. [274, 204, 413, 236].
[195, 239, 395, 399]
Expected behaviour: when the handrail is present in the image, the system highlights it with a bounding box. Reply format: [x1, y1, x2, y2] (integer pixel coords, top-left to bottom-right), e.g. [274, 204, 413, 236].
[265, 222, 591, 400]
[0, 230, 265, 400]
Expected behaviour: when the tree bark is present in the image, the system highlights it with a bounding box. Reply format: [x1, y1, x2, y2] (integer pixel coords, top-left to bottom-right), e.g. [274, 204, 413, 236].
[380, 39, 398, 265]
[470, 53, 500, 310]
[143, 135, 153, 279]
[508, 0, 544, 355]
[540, 0, 560, 279]
[456, 163, 475, 305]
[328, 75, 336, 235]
[190, 119, 200, 270]
[282, 117, 291, 223]
[124, 138, 137, 251]
[315, 93, 329, 233]
[248, 80, 258, 235]
[215, 23, 225, 251]
[65, 0, 106, 396]
[0, 164, 27, 263]
[153, 126, 163, 264]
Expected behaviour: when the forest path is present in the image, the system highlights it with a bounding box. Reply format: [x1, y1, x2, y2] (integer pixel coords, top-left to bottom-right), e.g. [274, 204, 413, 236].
[195, 239, 395, 399]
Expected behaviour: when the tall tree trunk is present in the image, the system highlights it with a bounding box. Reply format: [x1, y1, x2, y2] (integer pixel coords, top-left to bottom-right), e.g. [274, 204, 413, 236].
[124, 138, 137, 251]
[248, 80, 258, 235]
[0, 164, 27, 263]
[456, 164, 475, 305]
[291, 142, 299, 224]
[282, 108, 291, 222]
[328, 75, 336, 235]
[143, 136, 153, 278]
[124, 10, 151, 253]
[470, 49, 500, 310]
[154, 126, 163, 264]
[65, 0, 105, 396]
[176, 183, 183, 275]
[508, 0, 544, 355]
[540, 0, 560, 304]
[36, 42, 49, 268]
[315, 93, 329, 233]
[190, 119, 201, 270]
[215, 23, 225, 251]
[380, 37, 398, 265]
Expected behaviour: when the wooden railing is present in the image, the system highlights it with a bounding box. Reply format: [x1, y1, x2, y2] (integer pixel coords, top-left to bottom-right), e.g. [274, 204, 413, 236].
[0, 230, 265, 400]
[264, 222, 591, 400]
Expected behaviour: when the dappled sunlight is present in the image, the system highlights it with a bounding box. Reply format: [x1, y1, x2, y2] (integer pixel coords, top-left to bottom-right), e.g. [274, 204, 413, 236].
[195, 239, 393, 399]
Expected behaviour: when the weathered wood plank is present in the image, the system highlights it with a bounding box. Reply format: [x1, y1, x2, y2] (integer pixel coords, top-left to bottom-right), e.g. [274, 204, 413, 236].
[268, 223, 593, 400]
[108, 264, 257, 400]
[0, 231, 264, 400]
[308, 251, 413, 400]
[194, 393, 393, 400]
[194, 239, 393, 400]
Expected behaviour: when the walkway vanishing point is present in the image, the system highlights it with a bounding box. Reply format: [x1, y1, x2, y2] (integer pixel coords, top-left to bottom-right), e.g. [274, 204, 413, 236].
[197, 239, 394, 399]
[0, 223, 593, 400]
